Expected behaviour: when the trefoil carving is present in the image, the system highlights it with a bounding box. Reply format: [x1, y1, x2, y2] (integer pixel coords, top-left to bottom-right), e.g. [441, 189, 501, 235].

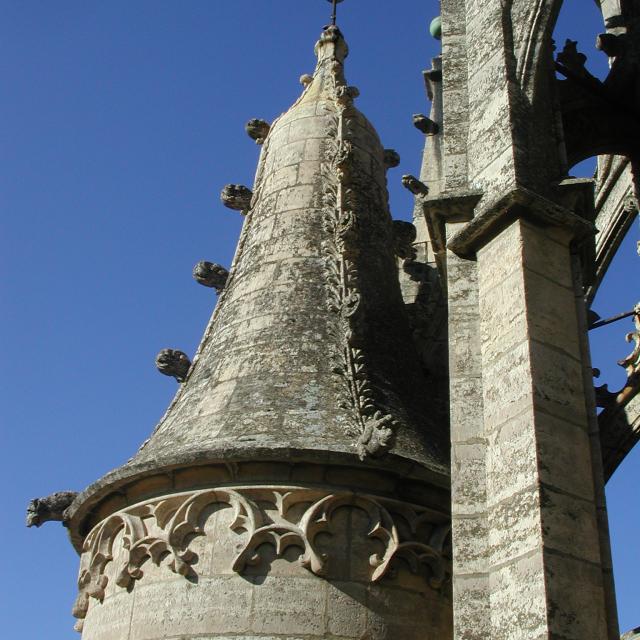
[72, 487, 450, 632]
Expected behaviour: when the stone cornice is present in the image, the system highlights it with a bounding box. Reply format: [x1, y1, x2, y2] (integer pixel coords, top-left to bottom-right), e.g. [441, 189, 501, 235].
[446, 186, 596, 256]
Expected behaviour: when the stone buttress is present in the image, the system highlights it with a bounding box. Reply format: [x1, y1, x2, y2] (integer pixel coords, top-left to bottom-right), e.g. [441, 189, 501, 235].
[63, 26, 453, 640]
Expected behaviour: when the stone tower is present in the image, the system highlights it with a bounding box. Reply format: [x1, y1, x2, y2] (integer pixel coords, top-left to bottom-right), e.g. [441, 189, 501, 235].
[40, 23, 454, 640]
[28, 1, 640, 639]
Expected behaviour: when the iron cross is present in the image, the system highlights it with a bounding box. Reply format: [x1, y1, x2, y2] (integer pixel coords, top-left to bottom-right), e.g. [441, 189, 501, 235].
[327, 0, 345, 26]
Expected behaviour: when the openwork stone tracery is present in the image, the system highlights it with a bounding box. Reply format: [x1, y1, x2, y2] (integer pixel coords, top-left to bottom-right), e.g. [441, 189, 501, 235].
[72, 485, 450, 631]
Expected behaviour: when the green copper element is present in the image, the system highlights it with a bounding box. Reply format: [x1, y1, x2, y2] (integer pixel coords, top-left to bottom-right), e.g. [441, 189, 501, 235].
[429, 16, 442, 40]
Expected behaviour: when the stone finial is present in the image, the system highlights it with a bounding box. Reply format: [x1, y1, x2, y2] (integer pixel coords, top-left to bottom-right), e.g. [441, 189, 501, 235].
[221, 184, 253, 214]
[383, 149, 401, 170]
[245, 119, 271, 145]
[392, 220, 418, 262]
[412, 114, 439, 135]
[193, 261, 229, 293]
[429, 16, 442, 41]
[26, 491, 78, 527]
[299, 74, 313, 86]
[156, 349, 191, 383]
[402, 174, 430, 197]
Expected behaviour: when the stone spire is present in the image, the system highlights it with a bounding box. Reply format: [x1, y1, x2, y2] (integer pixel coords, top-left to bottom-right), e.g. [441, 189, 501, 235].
[69, 25, 446, 505]
[62, 26, 452, 639]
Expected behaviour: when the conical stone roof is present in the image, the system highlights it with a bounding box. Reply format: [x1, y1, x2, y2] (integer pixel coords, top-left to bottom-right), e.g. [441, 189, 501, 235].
[68, 26, 448, 536]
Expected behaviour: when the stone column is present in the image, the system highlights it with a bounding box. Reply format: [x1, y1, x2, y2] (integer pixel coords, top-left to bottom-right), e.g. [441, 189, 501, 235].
[475, 217, 611, 639]
[446, 232, 490, 640]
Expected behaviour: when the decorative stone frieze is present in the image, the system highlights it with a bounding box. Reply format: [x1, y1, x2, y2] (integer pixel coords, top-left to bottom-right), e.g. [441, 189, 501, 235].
[72, 485, 451, 632]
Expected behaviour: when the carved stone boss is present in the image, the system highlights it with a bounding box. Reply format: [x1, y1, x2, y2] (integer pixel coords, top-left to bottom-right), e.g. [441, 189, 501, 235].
[72, 486, 450, 631]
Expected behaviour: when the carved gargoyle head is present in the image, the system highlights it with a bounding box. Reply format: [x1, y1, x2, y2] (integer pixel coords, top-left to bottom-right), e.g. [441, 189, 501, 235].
[155, 349, 191, 383]
[220, 184, 253, 213]
[412, 114, 439, 135]
[245, 119, 271, 145]
[26, 491, 78, 527]
[383, 149, 401, 170]
[392, 220, 418, 262]
[402, 174, 430, 197]
[193, 261, 229, 293]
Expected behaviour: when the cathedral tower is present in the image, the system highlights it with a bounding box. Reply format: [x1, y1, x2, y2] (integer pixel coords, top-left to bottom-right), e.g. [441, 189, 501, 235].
[56, 23, 453, 640]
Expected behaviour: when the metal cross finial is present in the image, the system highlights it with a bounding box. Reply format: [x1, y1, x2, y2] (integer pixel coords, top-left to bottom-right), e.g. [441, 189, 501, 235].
[326, 0, 344, 26]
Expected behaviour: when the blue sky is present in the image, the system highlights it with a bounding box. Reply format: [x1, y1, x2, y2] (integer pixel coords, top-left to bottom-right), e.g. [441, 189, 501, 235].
[1, 1, 638, 637]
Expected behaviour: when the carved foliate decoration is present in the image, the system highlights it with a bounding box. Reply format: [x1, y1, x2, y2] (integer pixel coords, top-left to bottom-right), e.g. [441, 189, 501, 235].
[193, 261, 229, 293]
[155, 349, 191, 383]
[318, 37, 403, 460]
[72, 486, 450, 632]
[595, 304, 640, 409]
[26, 491, 78, 527]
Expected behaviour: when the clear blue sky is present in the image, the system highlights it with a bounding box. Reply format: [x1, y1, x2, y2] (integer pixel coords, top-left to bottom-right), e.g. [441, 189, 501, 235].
[1, 1, 637, 637]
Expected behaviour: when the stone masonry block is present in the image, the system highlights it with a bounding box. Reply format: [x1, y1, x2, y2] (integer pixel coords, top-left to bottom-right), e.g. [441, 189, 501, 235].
[128, 577, 252, 639]
[251, 576, 325, 636]
[452, 442, 487, 514]
[489, 552, 548, 640]
[488, 485, 543, 568]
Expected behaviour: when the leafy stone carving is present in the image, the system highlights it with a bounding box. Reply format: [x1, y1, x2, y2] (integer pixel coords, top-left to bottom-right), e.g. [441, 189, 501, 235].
[26, 491, 78, 527]
[221, 184, 253, 214]
[193, 261, 229, 293]
[155, 349, 191, 382]
[595, 303, 640, 410]
[318, 37, 403, 460]
[72, 486, 450, 631]
[616, 304, 640, 405]
[245, 118, 271, 145]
